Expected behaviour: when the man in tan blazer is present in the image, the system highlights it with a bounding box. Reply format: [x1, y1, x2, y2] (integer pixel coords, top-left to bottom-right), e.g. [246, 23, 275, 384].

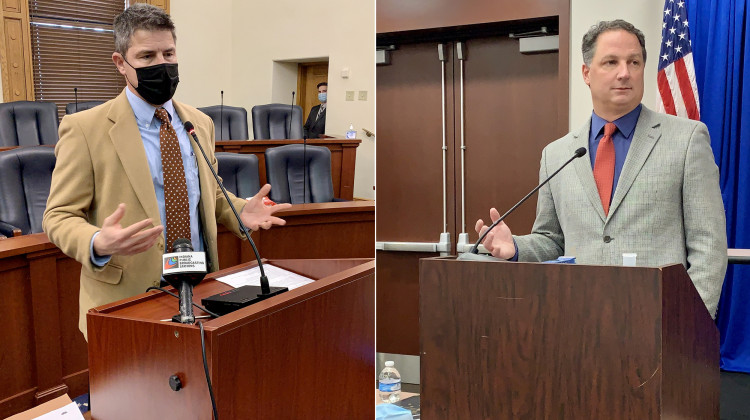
[476, 20, 727, 318]
[43, 4, 290, 338]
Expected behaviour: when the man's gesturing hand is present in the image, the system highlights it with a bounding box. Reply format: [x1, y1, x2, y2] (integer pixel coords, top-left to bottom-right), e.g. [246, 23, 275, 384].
[474, 207, 516, 260]
[240, 184, 292, 230]
[93, 203, 163, 256]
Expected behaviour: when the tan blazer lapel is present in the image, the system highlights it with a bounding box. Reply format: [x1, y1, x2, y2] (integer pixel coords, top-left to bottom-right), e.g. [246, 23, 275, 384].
[106, 91, 161, 223]
[570, 118, 607, 222]
[608, 106, 660, 217]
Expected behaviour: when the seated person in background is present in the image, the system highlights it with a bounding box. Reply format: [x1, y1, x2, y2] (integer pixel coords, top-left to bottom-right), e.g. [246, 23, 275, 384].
[304, 82, 327, 138]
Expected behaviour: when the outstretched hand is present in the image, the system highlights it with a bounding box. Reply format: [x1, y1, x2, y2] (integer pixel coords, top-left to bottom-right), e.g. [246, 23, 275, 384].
[474, 207, 516, 259]
[93, 203, 163, 256]
[240, 184, 292, 230]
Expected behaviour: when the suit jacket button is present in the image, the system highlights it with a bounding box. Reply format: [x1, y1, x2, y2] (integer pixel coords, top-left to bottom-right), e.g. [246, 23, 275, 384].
[603, 235, 612, 243]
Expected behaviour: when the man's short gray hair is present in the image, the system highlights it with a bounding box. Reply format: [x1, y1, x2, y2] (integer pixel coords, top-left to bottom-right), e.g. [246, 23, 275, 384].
[581, 20, 646, 66]
[113, 4, 176, 56]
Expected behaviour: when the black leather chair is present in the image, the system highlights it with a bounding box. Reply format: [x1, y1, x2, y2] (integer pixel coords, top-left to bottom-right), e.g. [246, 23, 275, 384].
[216, 152, 261, 198]
[198, 105, 249, 140]
[0, 146, 56, 236]
[251, 104, 304, 140]
[264, 144, 334, 204]
[0, 101, 59, 147]
[65, 101, 105, 114]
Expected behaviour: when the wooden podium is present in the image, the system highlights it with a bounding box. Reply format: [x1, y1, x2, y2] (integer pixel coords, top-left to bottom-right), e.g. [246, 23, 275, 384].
[419, 258, 719, 419]
[87, 258, 374, 420]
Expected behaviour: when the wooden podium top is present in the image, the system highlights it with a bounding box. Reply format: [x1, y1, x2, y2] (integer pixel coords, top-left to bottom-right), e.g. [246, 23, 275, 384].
[89, 258, 374, 327]
[216, 138, 361, 146]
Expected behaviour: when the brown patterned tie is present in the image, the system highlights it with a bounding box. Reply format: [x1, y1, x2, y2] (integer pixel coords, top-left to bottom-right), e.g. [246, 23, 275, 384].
[154, 107, 191, 252]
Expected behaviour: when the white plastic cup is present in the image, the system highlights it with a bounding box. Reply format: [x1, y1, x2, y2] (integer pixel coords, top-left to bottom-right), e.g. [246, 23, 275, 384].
[622, 253, 637, 267]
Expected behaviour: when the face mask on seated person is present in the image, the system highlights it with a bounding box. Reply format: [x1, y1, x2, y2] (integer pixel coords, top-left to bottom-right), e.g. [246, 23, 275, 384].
[125, 60, 180, 105]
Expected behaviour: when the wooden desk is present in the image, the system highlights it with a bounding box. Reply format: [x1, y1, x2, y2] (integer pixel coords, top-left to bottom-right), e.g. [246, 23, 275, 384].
[218, 201, 374, 266]
[0, 201, 374, 418]
[215, 139, 361, 200]
[0, 138, 361, 200]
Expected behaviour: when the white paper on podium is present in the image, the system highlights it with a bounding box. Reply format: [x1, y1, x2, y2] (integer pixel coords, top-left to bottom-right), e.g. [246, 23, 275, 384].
[32, 402, 85, 420]
[215, 264, 314, 290]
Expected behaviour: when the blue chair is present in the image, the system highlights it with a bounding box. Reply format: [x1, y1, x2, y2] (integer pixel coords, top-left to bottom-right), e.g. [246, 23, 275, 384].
[251, 104, 303, 140]
[65, 101, 105, 114]
[198, 105, 249, 140]
[264, 144, 334, 204]
[0, 101, 59, 147]
[0, 146, 56, 236]
[216, 152, 261, 198]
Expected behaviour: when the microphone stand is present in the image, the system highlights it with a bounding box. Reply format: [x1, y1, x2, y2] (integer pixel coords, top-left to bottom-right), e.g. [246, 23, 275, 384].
[465, 147, 587, 258]
[220, 90, 224, 140]
[184, 122, 286, 299]
[288, 91, 295, 139]
[74, 87, 78, 113]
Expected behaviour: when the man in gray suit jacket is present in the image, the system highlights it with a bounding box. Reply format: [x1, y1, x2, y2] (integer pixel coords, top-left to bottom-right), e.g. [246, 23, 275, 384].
[476, 20, 727, 318]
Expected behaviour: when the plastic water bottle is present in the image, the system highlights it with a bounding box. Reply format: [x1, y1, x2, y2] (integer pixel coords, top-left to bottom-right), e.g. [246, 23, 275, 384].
[378, 361, 401, 403]
[346, 124, 357, 139]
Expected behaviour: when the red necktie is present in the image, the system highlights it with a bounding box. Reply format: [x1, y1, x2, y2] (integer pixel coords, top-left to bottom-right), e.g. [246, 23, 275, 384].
[593, 122, 617, 215]
[154, 107, 191, 251]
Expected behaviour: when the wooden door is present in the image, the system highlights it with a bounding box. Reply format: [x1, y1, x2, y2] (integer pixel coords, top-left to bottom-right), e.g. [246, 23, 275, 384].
[376, 32, 567, 357]
[457, 36, 564, 248]
[376, 42, 457, 355]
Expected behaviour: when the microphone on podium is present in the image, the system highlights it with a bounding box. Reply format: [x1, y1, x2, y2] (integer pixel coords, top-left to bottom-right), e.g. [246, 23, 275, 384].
[183, 121, 287, 302]
[162, 238, 207, 324]
[459, 147, 587, 261]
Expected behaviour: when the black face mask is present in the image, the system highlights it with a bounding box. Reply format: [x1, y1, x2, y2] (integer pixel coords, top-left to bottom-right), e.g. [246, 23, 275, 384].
[125, 60, 179, 105]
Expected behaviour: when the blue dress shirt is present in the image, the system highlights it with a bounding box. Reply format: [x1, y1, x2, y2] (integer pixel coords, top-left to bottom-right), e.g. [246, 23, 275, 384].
[91, 89, 204, 265]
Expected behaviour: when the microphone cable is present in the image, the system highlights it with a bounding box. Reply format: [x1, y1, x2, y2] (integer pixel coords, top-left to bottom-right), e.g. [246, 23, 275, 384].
[200, 321, 219, 420]
[145, 286, 220, 418]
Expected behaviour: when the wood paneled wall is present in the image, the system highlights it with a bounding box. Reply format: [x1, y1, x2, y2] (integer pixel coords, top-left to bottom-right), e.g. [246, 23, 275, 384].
[377, 0, 565, 33]
[129, 0, 169, 13]
[0, 0, 33, 101]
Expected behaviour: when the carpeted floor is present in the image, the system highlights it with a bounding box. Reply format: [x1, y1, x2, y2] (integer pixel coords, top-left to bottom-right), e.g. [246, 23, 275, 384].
[722, 371, 750, 419]
[76, 372, 748, 418]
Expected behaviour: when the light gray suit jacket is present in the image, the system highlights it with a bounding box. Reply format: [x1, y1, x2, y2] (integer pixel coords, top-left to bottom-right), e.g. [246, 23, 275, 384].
[514, 105, 727, 318]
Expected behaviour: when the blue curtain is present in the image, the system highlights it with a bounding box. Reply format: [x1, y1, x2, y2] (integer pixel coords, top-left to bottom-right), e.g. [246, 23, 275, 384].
[688, 0, 750, 373]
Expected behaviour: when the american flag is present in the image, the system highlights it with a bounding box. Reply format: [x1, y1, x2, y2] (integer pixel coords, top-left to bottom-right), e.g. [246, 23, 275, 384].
[656, 0, 700, 120]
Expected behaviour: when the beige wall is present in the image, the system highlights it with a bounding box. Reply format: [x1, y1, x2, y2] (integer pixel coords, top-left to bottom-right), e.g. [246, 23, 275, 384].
[170, 0, 233, 107]
[171, 0, 376, 199]
[569, 0, 664, 129]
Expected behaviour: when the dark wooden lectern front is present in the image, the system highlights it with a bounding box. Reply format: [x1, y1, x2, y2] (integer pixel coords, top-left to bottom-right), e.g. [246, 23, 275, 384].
[420, 259, 719, 419]
[87, 258, 374, 420]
